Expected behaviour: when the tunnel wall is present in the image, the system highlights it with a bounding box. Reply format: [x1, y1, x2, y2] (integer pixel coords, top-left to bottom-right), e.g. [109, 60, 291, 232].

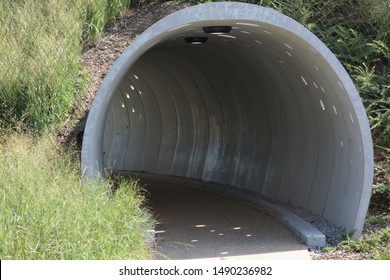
[81, 2, 374, 237]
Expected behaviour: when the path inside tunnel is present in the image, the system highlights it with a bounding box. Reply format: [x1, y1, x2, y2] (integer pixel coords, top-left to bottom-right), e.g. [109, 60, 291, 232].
[142, 179, 311, 260]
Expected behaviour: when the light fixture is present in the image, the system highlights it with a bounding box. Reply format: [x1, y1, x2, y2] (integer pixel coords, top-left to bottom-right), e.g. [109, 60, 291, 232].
[185, 37, 208, 44]
[203, 26, 232, 34]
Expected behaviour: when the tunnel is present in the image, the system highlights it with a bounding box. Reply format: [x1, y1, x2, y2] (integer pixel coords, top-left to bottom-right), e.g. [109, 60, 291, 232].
[81, 2, 374, 244]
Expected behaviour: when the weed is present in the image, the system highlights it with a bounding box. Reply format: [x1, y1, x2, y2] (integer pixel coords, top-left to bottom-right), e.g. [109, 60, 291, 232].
[0, 132, 153, 259]
[367, 215, 388, 226]
[339, 227, 390, 259]
[321, 246, 335, 253]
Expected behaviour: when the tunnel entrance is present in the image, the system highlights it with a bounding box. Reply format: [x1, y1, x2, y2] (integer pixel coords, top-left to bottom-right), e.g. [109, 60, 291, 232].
[82, 2, 374, 243]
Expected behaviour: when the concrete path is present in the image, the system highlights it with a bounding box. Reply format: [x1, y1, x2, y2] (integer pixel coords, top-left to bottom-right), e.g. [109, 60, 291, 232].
[142, 180, 311, 260]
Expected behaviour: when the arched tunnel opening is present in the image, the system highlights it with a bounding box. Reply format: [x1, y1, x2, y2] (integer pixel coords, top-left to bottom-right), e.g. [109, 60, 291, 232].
[81, 2, 374, 247]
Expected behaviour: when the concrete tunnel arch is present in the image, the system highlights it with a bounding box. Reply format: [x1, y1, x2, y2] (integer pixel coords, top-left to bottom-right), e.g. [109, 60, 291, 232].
[81, 2, 374, 245]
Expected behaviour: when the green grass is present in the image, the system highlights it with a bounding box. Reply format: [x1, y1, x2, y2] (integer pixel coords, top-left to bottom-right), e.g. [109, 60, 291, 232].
[339, 227, 390, 260]
[0, 0, 84, 132]
[0, 0, 132, 133]
[0, 131, 153, 259]
[82, 0, 132, 47]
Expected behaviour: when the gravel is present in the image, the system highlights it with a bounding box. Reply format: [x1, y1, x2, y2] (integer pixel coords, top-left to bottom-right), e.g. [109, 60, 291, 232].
[252, 193, 344, 248]
[286, 207, 343, 247]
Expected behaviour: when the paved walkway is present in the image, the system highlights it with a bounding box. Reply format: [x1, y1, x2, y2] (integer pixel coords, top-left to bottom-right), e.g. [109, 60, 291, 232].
[142, 180, 311, 260]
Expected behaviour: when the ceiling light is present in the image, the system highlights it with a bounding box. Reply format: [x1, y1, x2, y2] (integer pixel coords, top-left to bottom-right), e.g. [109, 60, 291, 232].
[203, 26, 232, 34]
[185, 37, 208, 44]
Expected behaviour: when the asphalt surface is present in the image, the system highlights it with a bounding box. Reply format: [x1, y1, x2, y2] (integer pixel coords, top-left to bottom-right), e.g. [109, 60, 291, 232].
[142, 180, 311, 260]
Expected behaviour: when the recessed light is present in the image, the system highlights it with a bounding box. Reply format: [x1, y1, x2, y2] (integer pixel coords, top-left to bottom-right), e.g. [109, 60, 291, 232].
[203, 26, 232, 34]
[185, 37, 208, 44]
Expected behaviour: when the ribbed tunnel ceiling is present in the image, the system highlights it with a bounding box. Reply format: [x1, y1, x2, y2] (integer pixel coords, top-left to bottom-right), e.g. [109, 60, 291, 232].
[82, 2, 374, 240]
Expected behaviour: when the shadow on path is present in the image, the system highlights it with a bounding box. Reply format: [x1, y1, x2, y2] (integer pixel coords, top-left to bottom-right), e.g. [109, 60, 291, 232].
[142, 179, 310, 260]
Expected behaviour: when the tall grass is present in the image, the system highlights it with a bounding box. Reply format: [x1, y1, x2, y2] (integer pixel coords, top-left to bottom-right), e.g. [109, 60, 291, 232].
[0, 0, 132, 133]
[0, 0, 84, 132]
[0, 0, 150, 260]
[0, 132, 153, 259]
[83, 0, 132, 46]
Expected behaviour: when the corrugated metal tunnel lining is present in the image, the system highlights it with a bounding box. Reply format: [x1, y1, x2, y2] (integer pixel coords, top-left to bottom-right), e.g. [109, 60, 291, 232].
[82, 2, 374, 241]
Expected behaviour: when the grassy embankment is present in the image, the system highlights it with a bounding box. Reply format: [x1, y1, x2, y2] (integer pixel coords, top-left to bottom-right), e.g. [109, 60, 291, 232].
[0, 0, 153, 260]
[0, 131, 153, 259]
